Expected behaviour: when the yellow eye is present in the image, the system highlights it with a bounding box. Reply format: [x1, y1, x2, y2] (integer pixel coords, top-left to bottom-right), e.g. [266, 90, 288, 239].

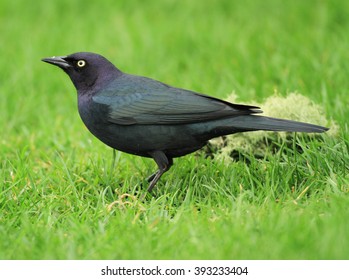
[77, 60, 86, 67]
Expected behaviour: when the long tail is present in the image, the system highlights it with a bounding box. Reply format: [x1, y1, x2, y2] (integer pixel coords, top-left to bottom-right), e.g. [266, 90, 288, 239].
[229, 115, 328, 133]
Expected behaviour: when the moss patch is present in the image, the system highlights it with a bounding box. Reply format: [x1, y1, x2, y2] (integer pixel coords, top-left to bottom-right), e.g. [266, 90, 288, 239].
[205, 93, 338, 162]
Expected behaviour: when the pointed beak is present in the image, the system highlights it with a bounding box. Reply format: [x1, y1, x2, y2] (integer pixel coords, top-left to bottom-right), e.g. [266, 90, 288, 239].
[41, 56, 70, 69]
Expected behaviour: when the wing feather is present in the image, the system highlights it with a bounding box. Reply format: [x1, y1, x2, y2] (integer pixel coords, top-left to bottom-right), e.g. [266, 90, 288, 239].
[92, 74, 261, 125]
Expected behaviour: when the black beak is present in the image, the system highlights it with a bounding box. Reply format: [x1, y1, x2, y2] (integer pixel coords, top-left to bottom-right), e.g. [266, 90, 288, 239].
[42, 56, 70, 69]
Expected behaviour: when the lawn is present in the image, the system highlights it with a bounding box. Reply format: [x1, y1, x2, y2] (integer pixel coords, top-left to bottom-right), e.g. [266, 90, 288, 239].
[0, 0, 348, 259]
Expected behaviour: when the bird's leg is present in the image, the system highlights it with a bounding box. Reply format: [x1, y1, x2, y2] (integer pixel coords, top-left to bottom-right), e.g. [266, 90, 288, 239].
[147, 151, 173, 192]
[146, 172, 157, 183]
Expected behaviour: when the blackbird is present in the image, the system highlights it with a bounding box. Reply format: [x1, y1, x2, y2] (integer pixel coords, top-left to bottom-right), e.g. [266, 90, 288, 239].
[42, 52, 328, 192]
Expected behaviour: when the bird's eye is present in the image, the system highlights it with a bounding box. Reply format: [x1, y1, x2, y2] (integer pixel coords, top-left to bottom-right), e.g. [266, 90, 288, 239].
[77, 60, 86, 68]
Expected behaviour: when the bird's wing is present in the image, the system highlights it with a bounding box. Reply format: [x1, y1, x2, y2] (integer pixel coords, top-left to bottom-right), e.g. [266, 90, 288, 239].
[92, 76, 261, 125]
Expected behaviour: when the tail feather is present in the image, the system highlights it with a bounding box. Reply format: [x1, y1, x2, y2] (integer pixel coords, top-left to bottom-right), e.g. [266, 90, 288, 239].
[230, 115, 329, 133]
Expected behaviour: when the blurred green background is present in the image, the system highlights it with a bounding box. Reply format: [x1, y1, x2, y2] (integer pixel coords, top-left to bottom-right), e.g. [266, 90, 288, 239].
[0, 0, 348, 259]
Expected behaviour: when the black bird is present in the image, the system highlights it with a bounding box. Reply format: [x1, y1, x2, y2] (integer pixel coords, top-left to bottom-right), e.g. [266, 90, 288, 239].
[42, 52, 328, 192]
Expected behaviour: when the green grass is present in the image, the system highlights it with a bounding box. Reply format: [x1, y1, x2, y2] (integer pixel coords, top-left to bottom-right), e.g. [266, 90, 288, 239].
[1, 0, 349, 259]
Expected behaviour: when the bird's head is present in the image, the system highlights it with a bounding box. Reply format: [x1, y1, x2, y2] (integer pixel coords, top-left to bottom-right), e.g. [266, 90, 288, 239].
[42, 52, 121, 92]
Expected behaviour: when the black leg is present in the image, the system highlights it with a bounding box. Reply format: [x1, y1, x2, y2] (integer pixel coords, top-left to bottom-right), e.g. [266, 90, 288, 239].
[146, 172, 157, 183]
[147, 151, 173, 192]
